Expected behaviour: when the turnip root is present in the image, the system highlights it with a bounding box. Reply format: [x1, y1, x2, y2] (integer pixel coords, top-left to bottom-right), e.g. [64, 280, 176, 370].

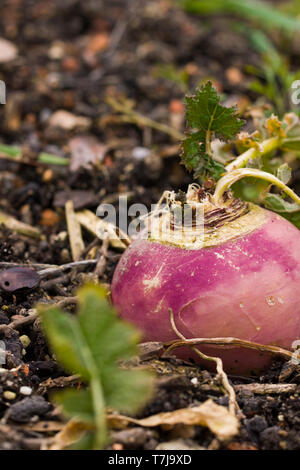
[112, 183, 300, 375]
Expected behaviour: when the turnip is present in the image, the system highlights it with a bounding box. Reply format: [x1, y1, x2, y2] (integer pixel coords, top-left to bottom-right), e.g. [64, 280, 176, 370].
[111, 83, 300, 375]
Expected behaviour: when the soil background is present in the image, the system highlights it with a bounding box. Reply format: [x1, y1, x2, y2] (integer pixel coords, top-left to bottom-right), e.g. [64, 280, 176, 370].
[0, 0, 300, 451]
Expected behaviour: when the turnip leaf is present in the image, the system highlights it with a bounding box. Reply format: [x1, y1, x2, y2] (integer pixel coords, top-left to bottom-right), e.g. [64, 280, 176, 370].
[39, 284, 154, 449]
[277, 163, 292, 185]
[264, 193, 300, 213]
[181, 81, 243, 182]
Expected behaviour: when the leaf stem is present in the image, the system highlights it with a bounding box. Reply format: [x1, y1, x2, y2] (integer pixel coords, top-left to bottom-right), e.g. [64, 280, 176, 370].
[225, 136, 281, 172]
[213, 168, 300, 207]
[206, 129, 212, 157]
[106, 96, 185, 141]
[90, 377, 107, 450]
[71, 324, 107, 449]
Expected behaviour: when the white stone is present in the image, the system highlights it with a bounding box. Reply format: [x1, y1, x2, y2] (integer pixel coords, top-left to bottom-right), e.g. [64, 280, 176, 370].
[20, 386, 32, 396]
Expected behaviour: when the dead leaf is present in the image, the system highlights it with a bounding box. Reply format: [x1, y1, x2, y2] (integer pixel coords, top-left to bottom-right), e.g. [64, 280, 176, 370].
[68, 135, 107, 172]
[65, 200, 85, 261]
[0, 267, 40, 293]
[0, 38, 18, 63]
[48, 110, 91, 131]
[108, 399, 239, 441]
[46, 419, 91, 450]
[155, 439, 204, 450]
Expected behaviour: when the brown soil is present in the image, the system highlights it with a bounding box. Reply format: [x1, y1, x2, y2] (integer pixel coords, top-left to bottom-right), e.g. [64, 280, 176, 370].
[0, 0, 300, 451]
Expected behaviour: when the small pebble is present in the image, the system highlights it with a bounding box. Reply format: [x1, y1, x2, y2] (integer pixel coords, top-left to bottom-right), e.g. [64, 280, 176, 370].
[191, 377, 199, 385]
[132, 147, 151, 161]
[42, 169, 54, 183]
[57, 231, 68, 242]
[112, 443, 123, 451]
[4, 391, 16, 400]
[20, 386, 32, 396]
[40, 209, 60, 227]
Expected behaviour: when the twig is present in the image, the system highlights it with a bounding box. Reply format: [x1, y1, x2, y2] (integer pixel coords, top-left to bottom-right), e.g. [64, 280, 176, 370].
[279, 361, 299, 383]
[38, 374, 81, 395]
[106, 96, 185, 141]
[38, 260, 98, 279]
[0, 211, 41, 239]
[65, 200, 85, 261]
[234, 383, 298, 395]
[168, 309, 239, 416]
[0, 262, 55, 269]
[94, 236, 109, 280]
[0, 310, 37, 334]
[55, 296, 78, 309]
[41, 274, 70, 291]
[80, 238, 100, 259]
[104, 19, 128, 60]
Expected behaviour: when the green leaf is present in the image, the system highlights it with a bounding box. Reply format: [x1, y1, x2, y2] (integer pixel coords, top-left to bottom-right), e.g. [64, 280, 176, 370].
[181, 81, 243, 181]
[264, 193, 300, 213]
[154, 64, 189, 92]
[283, 137, 300, 151]
[54, 388, 94, 423]
[103, 367, 155, 414]
[38, 284, 154, 450]
[77, 285, 141, 367]
[38, 152, 70, 166]
[264, 193, 300, 230]
[0, 144, 21, 158]
[179, 0, 300, 32]
[281, 211, 300, 229]
[277, 163, 292, 185]
[70, 432, 96, 450]
[39, 307, 90, 380]
[185, 82, 243, 139]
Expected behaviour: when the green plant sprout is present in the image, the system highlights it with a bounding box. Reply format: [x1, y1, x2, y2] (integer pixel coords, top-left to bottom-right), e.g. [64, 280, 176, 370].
[181, 81, 244, 181]
[154, 64, 189, 93]
[181, 82, 300, 227]
[38, 284, 154, 450]
[244, 30, 300, 116]
[178, 0, 300, 32]
[0, 144, 69, 166]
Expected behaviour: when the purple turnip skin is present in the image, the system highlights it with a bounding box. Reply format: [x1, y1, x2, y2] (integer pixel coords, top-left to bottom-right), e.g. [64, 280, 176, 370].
[112, 205, 300, 375]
